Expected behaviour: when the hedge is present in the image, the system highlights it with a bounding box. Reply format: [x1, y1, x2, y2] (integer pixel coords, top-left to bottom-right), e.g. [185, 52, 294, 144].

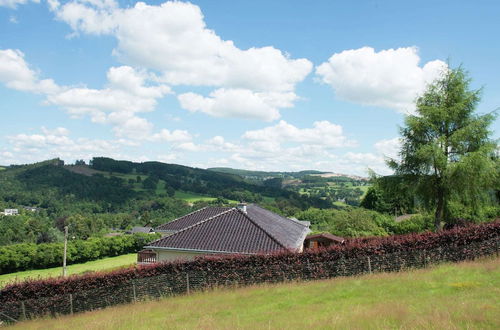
[0, 233, 160, 274]
[1, 221, 498, 308]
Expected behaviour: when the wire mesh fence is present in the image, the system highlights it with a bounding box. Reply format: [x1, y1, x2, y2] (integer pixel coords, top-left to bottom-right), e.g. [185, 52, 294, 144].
[0, 236, 498, 324]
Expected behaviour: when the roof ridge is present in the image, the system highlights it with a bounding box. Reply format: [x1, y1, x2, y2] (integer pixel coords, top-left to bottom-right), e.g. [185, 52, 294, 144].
[252, 204, 307, 229]
[156, 206, 210, 230]
[236, 207, 287, 250]
[151, 208, 235, 244]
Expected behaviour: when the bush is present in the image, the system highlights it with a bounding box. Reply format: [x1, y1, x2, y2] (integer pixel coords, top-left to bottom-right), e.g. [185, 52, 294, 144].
[2, 220, 498, 305]
[0, 233, 160, 274]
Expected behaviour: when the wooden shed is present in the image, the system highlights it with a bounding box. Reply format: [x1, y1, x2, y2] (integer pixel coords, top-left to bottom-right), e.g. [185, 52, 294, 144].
[304, 233, 345, 250]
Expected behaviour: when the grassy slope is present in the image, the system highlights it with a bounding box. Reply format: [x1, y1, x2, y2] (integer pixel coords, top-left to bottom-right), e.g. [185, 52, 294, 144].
[11, 257, 500, 329]
[0, 254, 136, 288]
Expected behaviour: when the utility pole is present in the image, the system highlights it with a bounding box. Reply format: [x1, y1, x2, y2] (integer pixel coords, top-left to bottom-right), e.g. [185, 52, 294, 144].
[63, 225, 68, 277]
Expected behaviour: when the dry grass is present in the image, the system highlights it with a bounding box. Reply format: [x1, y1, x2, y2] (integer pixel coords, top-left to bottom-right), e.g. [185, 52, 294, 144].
[6, 257, 500, 329]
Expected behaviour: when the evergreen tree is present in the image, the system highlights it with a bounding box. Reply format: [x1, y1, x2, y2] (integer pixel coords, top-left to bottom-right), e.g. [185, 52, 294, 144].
[389, 66, 498, 230]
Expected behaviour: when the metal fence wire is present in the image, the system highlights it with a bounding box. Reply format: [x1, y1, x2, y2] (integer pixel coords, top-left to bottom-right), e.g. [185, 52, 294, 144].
[0, 237, 498, 324]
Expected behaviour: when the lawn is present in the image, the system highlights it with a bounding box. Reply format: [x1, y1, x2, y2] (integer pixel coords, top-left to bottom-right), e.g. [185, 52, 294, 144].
[10, 257, 500, 329]
[0, 254, 137, 288]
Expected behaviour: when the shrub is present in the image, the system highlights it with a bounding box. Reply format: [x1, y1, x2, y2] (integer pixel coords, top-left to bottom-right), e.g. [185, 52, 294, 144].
[1, 221, 497, 305]
[296, 208, 390, 237]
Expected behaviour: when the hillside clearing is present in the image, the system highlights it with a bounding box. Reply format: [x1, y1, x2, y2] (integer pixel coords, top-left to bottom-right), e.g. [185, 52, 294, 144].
[9, 257, 500, 329]
[0, 254, 136, 288]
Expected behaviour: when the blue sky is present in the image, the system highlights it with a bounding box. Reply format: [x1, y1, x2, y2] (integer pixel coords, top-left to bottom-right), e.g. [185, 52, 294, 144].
[0, 0, 499, 175]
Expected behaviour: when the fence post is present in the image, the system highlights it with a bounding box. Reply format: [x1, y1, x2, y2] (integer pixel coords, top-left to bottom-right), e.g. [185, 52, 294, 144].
[69, 294, 74, 315]
[186, 273, 190, 295]
[20, 301, 26, 321]
[132, 282, 137, 302]
[423, 250, 427, 268]
[495, 239, 499, 258]
[367, 256, 372, 274]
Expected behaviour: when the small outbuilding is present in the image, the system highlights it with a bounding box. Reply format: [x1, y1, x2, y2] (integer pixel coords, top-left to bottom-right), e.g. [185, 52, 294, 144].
[304, 233, 345, 250]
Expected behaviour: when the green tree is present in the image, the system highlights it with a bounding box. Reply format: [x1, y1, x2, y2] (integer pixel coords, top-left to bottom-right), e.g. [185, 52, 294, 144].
[389, 66, 498, 230]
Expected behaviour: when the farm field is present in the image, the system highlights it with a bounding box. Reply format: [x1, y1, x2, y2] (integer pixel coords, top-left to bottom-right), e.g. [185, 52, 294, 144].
[0, 254, 137, 288]
[10, 257, 500, 329]
[174, 190, 218, 202]
[173, 191, 239, 204]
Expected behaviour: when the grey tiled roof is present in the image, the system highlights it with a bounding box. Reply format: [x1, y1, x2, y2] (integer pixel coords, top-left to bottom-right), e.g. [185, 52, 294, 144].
[148, 204, 310, 254]
[156, 207, 231, 231]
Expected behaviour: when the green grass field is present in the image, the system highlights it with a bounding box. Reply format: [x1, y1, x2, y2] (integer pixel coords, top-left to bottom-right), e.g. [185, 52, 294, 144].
[174, 190, 218, 202]
[10, 257, 500, 329]
[0, 254, 137, 288]
[173, 191, 239, 203]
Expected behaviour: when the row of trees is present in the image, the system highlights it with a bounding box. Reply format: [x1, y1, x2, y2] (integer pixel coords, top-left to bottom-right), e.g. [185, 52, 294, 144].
[0, 233, 159, 274]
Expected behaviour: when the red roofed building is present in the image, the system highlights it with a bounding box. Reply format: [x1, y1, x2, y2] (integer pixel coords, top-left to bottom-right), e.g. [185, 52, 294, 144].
[138, 204, 310, 263]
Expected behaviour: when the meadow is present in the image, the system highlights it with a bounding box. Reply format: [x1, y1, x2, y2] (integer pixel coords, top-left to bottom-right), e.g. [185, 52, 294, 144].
[0, 254, 136, 288]
[8, 257, 499, 329]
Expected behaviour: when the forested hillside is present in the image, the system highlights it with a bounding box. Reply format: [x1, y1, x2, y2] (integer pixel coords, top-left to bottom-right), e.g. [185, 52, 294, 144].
[0, 158, 333, 246]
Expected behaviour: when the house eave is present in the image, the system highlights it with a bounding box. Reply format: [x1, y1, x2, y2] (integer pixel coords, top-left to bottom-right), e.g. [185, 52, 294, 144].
[143, 246, 257, 255]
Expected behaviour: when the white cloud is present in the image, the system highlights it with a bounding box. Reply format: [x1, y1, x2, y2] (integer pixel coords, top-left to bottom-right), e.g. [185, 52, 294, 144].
[316, 46, 447, 113]
[52, 0, 312, 120]
[0, 50, 177, 141]
[178, 89, 284, 121]
[243, 120, 356, 148]
[150, 129, 193, 143]
[2, 62, 172, 140]
[5, 127, 129, 164]
[0, 0, 39, 8]
[173, 142, 202, 152]
[0, 49, 59, 94]
[205, 136, 239, 152]
[374, 137, 401, 160]
[45, 66, 170, 117]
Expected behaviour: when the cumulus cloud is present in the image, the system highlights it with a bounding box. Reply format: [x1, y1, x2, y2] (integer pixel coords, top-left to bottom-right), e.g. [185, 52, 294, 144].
[243, 120, 356, 148]
[51, 0, 312, 120]
[6, 127, 127, 164]
[150, 129, 193, 143]
[45, 66, 171, 139]
[0, 49, 59, 94]
[178, 89, 285, 121]
[0, 0, 39, 8]
[0, 51, 171, 140]
[316, 46, 447, 113]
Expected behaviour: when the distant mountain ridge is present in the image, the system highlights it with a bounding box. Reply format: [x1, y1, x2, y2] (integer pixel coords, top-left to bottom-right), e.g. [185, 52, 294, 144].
[208, 167, 368, 181]
[0, 158, 300, 206]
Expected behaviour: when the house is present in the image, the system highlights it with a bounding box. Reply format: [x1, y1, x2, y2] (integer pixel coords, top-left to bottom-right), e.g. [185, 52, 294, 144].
[2, 209, 19, 216]
[21, 206, 41, 212]
[303, 233, 345, 250]
[138, 204, 310, 263]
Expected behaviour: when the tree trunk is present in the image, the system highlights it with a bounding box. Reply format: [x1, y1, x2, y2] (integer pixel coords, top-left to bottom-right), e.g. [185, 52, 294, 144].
[434, 186, 444, 231]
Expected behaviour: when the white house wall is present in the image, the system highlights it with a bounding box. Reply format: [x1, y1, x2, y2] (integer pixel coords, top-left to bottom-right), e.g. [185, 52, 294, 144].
[156, 249, 206, 262]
